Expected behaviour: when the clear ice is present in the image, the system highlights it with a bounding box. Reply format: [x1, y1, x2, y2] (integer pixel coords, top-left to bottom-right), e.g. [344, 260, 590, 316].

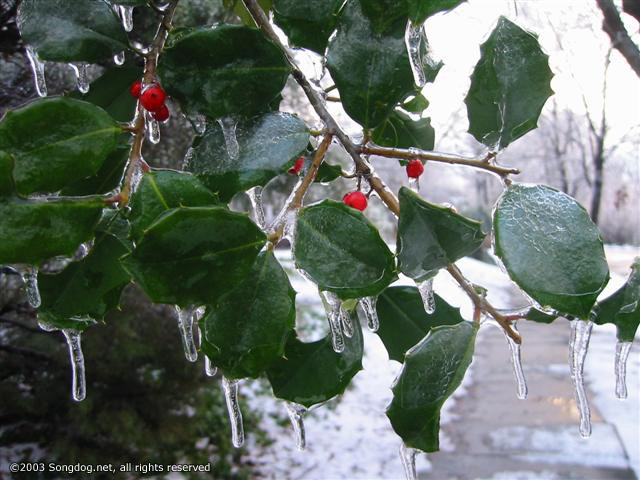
[222, 376, 244, 448]
[118, 5, 134, 32]
[113, 50, 125, 66]
[408, 177, 419, 192]
[69, 63, 90, 94]
[615, 341, 632, 399]
[319, 290, 346, 353]
[146, 112, 161, 144]
[217, 116, 240, 161]
[405, 21, 426, 88]
[417, 278, 436, 314]
[247, 186, 266, 230]
[399, 443, 419, 480]
[569, 319, 593, 437]
[205, 356, 218, 377]
[504, 322, 527, 399]
[18, 265, 41, 308]
[191, 114, 207, 134]
[285, 402, 307, 451]
[25, 46, 47, 97]
[63, 329, 86, 402]
[174, 306, 198, 362]
[359, 296, 379, 332]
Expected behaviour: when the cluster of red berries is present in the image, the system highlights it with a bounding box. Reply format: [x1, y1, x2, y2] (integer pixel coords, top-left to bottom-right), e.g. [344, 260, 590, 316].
[130, 80, 170, 122]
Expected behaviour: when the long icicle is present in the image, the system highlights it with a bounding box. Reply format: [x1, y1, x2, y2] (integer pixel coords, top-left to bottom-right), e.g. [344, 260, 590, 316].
[404, 21, 427, 88]
[417, 278, 436, 314]
[222, 376, 244, 448]
[615, 341, 632, 399]
[359, 296, 379, 332]
[18, 265, 41, 308]
[62, 329, 86, 402]
[503, 321, 528, 399]
[399, 443, 419, 480]
[118, 5, 134, 32]
[175, 306, 198, 362]
[285, 402, 307, 451]
[69, 63, 90, 94]
[205, 356, 218, 376]
[25, 46, 47, 97]
[217, 116, 240, 160]
[319, 290, 345, 353]
[569, 319, 593, 437]
[247, 186, 266, 229]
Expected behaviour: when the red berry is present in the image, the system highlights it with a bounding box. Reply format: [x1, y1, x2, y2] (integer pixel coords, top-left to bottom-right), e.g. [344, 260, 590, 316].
[406, 159, 424, 178]
[343, 191, 368, 211]
[140, 84, 166, 112]
[152, 104, 170, 122]
[288, 156, 304, 175]
[130, 80, 142, 98]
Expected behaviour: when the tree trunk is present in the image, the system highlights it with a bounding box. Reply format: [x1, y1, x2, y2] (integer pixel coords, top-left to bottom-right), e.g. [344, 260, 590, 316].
[589, 143, 605, 224]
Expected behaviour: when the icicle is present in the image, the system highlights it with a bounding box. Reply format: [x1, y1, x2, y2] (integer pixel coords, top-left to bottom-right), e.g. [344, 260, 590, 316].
[285, 402, 307, 451]
[569, 320, 593, 437]
[503, 322, 527, 399]
[174, 306, 198, 362]
[405, 22, 426, 88]
[190, 114, 207, 134]
[247, 186, 266, 230]
[319, 290, 346, 353]
[408, 177, 419, 192]
[72, 240, 94, 261]
[146, 111, 161, 144]
[615, 341, 632, 399]
[118, 5, 134, 32]
[217, 116, 240, 161]
[399, 443, 419, 480]
[359, 296, 379, 332]
[17, 265, 40, 308]
[205, 356, 218, 377]
[417, 278, 435, 314]
[182, 147, 194, 171]
[62, 329, 86, 402]
[37, 318, 58, 332]
[113, 50, 125, 66]
[222, 376, 244, 448]
[25, 46, 47, 97]
[341, 309, 354, 338]
[69, 63, 90, 94]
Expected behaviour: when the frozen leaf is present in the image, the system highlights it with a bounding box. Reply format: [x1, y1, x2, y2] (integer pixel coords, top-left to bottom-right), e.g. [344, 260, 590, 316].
[314, 161, 343, 183]
[61, 144, 129, 196]
[273, 0, 343, 53]
[407, 0, 466, 24]
[372, 111, 435, 152]
[401, 93, 429, 114]
[0, 151, 15, 196]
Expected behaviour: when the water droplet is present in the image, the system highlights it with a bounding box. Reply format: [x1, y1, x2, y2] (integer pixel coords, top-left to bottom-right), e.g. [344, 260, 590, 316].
[359, 296, 379, 332]
[217, 116, 240, 161]
[247, 186, 266, 230]
[615, 341, 632, 399]
[504, 322, 527, 399]
[408, 177, 420, 192]
[222, 376, 244, 447]
[405, 21, 426, 88]
[319, 290, 345, 353]
[146, 111, 161, 144]
[174, 306, 198, 362]
[417, 278, 435, 314]
[569, 320, 593, 437]
[399, 443, 419, 480]
[17, 265, 40, 308]
[118, 5, 134, 32]
[69, 63, 90, 94]
[285, 402, 307, 451]
[62, 329, 86, 402]
[25, 46, 47, 97]
[113, 50, 125, 66]
[205, 356, 218, 376]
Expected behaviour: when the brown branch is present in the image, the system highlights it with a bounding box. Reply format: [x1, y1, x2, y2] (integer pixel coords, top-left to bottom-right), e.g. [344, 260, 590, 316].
[595, 0, 640, 78]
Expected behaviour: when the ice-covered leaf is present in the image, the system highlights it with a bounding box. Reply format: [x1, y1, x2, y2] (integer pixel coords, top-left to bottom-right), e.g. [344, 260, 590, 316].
[200, 252, 296, 379]
[158, 26, 290, 119]
[294, 200, 396, 299]
[359, 0, 408, 34]
[407, 0, 466, 24]
[0, 97, 121, 195]
[273, 0, 343, 53]
[326, 0, 416, 128]
[372, 110, 435, 152]
[525, 307, 559, 324]
[465, 17, 553, 150]
[128, 170, 219, 243]
[386, 321, 477, 452]
[0, 196, 104, 265]
[95, 209, 133, 251]
[60, 144, 128, 196]
[592, 259, 640, 342]
[493, 183, 609, 318]
[38, 233, 130, 322]
[17, 0, 129, 63]
[0, 151, 15, 196]
[314, 161, 343, 183]
[223, 0, 273, 27]
[376, 286, 464, 362]
[121, 206, 265, 306]
[186, 112, 309, 202]
[266, 313, 363, 407]
[401, 93, 429, 113]
[397, 187, 485, 281]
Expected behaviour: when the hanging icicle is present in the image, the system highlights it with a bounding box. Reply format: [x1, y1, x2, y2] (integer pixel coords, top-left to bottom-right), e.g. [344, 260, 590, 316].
[69, 63, 90, 94]
[25, 46, 47, 97]
[408, 177, 420, 192]
[359, 296, 380, 332]
[117, 5, 134, 32]
[146, 111, 161, 144]
[17, 265, 41, 308]
[174, 306, 198, 362]
[222, 376, 245, 448]
[503, 322, 528, 399]
[113, 50, 125, 66]
[217, 116, 240, 160]
[319, 290, 346, 353]
[417, 278, 436, 314]
[205, 356, 218, 377]
[62, 329, 86, 402]
[190, 114, 207, 134]
[614, 341, 632, 399]
[285, 402, 307, 451]
[247, 186, 266, 230]
[405, 22, 427, 88]
[399, 443, 419, 480]
[569, 319, 593, 437]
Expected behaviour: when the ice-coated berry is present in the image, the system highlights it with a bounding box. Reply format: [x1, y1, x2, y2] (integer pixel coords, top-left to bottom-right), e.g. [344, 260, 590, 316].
[406, 159, 424, 178]
[140, 84, 166, 112]
[343, 191, 368, 211]
[130, 80, 142, 98]
[152, 104, 170, 122]
[288, 156, 305, 175]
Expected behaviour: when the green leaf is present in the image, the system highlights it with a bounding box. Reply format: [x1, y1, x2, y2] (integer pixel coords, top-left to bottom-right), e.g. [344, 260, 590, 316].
[128, 170, 219, 243]
[592, 259, 640, 342]
[60, 144, 128, 196]
[37, 311, 96, 332]
[525, 307, 559, 324]
[0, 196, 104, 265]
[266, 313, 363, 407]
[108, 0, 145, 5]
[70, 65, 142, 122]
[314, 162, 343, 183]
[386, 321, 477, 452]
[272, 0, 343, 53]
[401, 93, 429, 114]
[200, 252, 296, 379]
[17, 0, 129, 63]
[372, 110, 435, 152]
[224, 0, 273, 27]
[359, 0, 409, 34]
[95, 209, 133, 251]
[158, 25, 290, 119]
[38, 233, 130, 323]
[186, 112, 309, 202]
[397, 187, 485, 281]
[376, 286, 464, 362]
[0, 151, 15, 196]
[0, 97, 121, 195]
[121, 206, 266, 306]
[493, 183, 609, 318]
[407, 0, 466, 24]
[465, 17, 554, 150]
[294, 200, 396, 299]
[326, 0, 416, 129]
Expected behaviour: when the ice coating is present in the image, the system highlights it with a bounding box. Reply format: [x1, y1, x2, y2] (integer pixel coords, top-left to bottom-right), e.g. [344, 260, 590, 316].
[118, 5, 134, 32]
[17, 265, 40, 308]
[405, 21, 426, 88]
[285, 402, 307, 451]
[399, 443, 419, 480]
[408, 177, 419, 192]
[113, 50, 125, 65]
[217, 116, 240, 161]
[319, 290, 346, 353]
[247, 186, 266, 230]
[174, 306, 198, 362]
[569, 319, 593, 437]
[146, 112, 161, 144]
[191, 114, 207, 134]
[615, 341, 632, 399]
[417, 278, 435, 314]
[63, 329, 86, 402]
[25, 45, 47, 97]
[222, 376, 244, 448]
[205, 356, 218, 377]
[359, 296, 379, 332]
[504, 322, 528, 399]
[69, 63, 90, 94]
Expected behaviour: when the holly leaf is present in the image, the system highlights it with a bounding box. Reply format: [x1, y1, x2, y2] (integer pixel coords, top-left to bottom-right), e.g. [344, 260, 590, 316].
[294, 200, 396, 299]
[266, 312, 363, 408]
[17, 0, 129, 63]
[121, 206, 266, 307]
[407, 0, 466, 24]
[60, 144, 129, 197]
[0, 151, 15, 196]
[128, 170, 219, 243]
[314, 161, 343, 183]
[401, 93, 429, 114]
[0, 196, 104, 265]
[493, 183, 609, 318]
[386, 321, 477, 452]
[0, 97, 121, 195]
[376, 286, 464, 362]
[372, 110, 435, 152]
[272, 0, 343, 53]
[525, 307, 559, 324]
[359, 0, 409, 34]
[326, 0, 416, 129]
[591, 259, 640, 342]
[224, 0, 273, 27]
[200, 252, 295, 379]
[186, 112, 309, 202]
[397, 187, 485, 281]
[465, 17, 554, 150]
[158, 25, 290, 119]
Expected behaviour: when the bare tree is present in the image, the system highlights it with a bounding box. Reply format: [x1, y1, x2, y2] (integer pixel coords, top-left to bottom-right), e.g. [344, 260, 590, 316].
[595, 0, 640, 78]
